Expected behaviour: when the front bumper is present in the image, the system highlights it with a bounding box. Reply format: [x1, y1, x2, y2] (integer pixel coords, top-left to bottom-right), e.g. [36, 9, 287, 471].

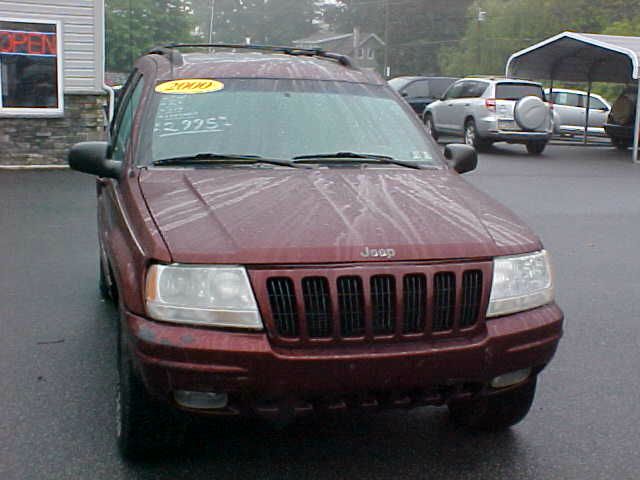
[125, 303, 563, 416]
[605, 123, 634, 140]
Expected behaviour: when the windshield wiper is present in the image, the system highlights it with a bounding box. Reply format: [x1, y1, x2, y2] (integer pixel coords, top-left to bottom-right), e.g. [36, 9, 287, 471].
[292, 152, 428, 170]
[152, 153, 309, 169]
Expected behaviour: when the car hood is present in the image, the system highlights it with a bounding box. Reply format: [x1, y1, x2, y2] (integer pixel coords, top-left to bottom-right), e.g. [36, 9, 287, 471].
[138, 167, 541, 264]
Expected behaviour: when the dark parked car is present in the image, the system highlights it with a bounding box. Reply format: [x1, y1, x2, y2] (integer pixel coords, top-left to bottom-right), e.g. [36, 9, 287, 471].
[605, 86, 638, 150]
[68, 44, 563, 460]
[388, 76, 458, 119]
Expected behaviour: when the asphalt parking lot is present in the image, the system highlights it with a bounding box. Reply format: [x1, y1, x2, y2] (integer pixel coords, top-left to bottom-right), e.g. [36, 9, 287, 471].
[2, 143, 640, 479]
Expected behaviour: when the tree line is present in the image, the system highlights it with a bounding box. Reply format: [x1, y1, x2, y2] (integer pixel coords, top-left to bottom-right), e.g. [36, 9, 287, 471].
[106, 0, 640, 86]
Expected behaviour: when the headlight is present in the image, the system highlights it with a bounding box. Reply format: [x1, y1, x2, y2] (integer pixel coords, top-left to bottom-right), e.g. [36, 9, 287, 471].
[487, 250, 554, 318]
[145, 264, 263, 329]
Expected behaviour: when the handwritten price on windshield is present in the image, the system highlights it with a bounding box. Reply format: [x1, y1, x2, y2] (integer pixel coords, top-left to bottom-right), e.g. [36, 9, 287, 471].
[154, 116, 232, 137]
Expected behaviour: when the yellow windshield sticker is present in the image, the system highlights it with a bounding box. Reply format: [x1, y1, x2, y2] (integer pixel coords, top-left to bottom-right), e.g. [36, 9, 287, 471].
[155, 79, 224, 95]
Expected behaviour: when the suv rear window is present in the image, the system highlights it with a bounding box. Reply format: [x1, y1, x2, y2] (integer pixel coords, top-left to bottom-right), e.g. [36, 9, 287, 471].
[495, 83, 545, 101]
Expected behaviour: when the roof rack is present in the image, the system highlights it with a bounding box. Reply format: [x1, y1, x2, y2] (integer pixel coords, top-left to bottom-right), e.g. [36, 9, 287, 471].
[146, 46, 185, 66]
[146, 43, 354, 68]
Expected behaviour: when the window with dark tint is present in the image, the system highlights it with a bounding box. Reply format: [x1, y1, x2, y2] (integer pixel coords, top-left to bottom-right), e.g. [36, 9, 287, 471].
[112, 76, 145, 161]
[587, 96, 607, 110]
[388, 77, 414, 91]
[496, 83, 545, 100]
[429, 78, 457, 98]
[461, 81, 488, 98]
[472, 82, 489, 97]
[457, 82, 475, 98]
[444, 82, 465, 100]
[404, 80, 430, 98]
[0, 19, 61, 113]
[553, 92, 580, 107]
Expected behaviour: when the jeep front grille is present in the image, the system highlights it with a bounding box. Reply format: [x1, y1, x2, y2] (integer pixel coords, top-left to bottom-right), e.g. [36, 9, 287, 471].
[252, 262, 490, 347]
[266, 277, 298, 337]
[302, 277, 332, 338]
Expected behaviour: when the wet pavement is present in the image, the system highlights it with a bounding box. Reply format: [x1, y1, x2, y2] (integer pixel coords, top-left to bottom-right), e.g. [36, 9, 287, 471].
[1, 143, 639, 479]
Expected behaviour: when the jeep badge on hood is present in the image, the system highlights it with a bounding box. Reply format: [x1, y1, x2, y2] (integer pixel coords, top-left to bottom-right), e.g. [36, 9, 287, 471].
[360, 247, 396, 259]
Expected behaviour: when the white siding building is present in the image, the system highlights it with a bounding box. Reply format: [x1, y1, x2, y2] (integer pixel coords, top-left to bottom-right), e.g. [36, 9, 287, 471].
[0, 0, 106, 164]
[0, 0, 105, 93]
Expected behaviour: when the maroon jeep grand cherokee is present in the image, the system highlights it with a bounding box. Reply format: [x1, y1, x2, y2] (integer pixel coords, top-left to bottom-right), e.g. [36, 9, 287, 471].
[69, 45, 563, 459]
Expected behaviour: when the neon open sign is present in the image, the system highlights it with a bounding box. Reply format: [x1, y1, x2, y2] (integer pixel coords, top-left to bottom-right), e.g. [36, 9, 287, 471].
[0, 19, 63, 114]
[0, 29, 57, 56]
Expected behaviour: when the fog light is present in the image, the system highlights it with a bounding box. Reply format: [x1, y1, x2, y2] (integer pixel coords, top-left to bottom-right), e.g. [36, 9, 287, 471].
[490, 368, 532, 389]
[174, 390, 228, 410]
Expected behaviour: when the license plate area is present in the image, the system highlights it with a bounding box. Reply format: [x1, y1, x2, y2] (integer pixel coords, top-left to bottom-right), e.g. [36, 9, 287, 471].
[498, 119, 520, 131]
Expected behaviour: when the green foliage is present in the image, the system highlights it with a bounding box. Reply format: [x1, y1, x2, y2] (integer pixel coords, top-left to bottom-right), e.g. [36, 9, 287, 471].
[602, 16, 640, 36]
[595, 17, 640, 99]
[106, 0, 197, 72]
[323, 0, 474, 76]
[439, 0, 640, 77]
[439, 0, 562, 76]
[189, 0, 317, 45]
[105, 0, 640, 83]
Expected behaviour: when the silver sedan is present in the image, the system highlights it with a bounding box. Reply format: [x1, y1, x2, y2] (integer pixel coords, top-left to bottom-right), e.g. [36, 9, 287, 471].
[545, 88, 611, 137]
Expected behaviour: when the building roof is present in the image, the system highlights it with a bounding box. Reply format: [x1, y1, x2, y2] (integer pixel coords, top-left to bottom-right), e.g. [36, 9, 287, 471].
[293, 32, 354, 45]
[293, 31, 385, 50]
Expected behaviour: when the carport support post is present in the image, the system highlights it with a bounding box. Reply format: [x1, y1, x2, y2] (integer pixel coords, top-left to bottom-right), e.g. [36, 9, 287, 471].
[634, 77, 640, 164]
[584, 80, 592, 145]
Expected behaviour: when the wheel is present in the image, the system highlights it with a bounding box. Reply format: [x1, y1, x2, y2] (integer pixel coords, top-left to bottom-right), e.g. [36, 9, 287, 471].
[448, 378, 537, 431]
[424, 113, 439, 141]
[99, 256, 119, 302]
[526, 140, 547, 155]
[116, 324, 186, 460]
[464, 119, 490, 151]
[611, 136, 631, 151]
[99, 259, 117, 301]
[99, 260, 110, 299]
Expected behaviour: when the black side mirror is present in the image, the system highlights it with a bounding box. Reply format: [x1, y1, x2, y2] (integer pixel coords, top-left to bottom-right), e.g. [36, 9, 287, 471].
[68, 141, 122, 179]
[444, 144, 477, 174]
[401, 91, 409, 98]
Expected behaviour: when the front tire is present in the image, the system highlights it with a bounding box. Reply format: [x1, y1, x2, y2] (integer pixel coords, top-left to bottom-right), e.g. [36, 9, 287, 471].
[611, 136, 631, 151]
[117, 324, 186, 460]
[424, 113, 439, 141]
[99, 259, 117, 302]
[99, 260, 111, 300]
[448, 378, 537, 431]
[526, 140, 547, 155]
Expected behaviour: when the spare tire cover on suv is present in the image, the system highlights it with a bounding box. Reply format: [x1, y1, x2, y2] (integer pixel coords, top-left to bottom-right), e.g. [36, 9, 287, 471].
[514, 96, 547, 131]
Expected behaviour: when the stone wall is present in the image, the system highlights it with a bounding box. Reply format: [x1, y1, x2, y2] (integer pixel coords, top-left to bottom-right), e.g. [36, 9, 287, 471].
[0, 94, 107, 165]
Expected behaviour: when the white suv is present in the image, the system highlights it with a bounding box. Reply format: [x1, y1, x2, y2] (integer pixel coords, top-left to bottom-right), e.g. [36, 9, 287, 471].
[424, 78, 553, 155]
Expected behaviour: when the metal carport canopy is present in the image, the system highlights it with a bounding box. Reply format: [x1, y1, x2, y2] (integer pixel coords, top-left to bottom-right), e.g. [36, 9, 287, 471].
[506, 31, 640, 162]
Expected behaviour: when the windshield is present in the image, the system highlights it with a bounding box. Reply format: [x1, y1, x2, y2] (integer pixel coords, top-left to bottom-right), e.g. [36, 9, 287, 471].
[143, 79, 439, 166]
